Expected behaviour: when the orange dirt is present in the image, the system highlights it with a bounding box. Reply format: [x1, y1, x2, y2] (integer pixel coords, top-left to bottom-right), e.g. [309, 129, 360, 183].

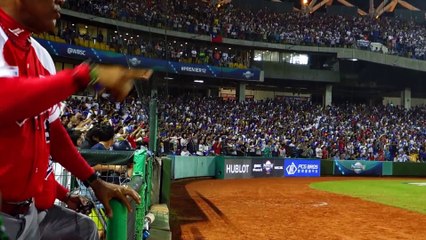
[170, 177, 426, 240]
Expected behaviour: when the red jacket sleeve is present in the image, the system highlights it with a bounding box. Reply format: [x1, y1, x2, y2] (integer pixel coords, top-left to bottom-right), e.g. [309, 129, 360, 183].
[0, 64, 90, 122]
[56, 180, 69, 202]
[50, 119, 95, 181]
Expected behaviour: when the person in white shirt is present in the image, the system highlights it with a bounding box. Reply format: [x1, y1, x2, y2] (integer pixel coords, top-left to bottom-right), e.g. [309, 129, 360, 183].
[315, 145, 323, 159]
[180, 146, 191, 156]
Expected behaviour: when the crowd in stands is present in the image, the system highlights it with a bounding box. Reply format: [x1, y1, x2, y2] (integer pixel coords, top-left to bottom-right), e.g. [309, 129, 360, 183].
[64, 0, 426, 60]
[62, 95, 426, 162]
[55, 22, 249, 68]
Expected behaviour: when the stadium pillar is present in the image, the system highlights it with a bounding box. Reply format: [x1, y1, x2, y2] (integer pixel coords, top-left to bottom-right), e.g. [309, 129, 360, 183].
[401, 87, 411, 110]
[209, 88, 219, 97]
[237, 83, 246, 102]
[149, 77, 158, 154]
[369, 0, 375, 17]
[323, 84, 333, 107]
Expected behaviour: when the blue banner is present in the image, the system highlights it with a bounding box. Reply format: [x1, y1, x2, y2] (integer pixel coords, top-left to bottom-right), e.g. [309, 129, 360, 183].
[334, 160, 382, 176]
[284, 159, 321, 177]
[35, 38, 263, 82]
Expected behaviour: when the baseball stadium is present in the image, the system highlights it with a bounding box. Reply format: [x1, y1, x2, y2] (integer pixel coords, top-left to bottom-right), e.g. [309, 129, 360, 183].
[1, 0, 426, 240]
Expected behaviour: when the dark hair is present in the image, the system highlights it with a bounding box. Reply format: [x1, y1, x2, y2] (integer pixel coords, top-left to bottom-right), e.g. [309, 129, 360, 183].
[97, 124, 115, 141]
[68, 130, 82, 146]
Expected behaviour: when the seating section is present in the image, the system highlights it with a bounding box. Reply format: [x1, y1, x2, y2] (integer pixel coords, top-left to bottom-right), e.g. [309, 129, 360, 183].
[34, 33, 114, 52]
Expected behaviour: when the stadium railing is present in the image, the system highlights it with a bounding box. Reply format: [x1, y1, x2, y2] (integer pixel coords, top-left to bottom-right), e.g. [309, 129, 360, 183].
[54, 149, 155, 240]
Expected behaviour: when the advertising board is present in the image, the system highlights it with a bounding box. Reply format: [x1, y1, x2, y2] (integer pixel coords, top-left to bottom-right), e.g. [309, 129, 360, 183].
[284, 159, 321, 177]
[252, 159, 284, 177]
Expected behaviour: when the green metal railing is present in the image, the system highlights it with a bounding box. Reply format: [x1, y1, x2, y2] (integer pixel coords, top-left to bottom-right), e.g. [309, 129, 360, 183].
[79, 149, 152, 240]
[106, 149, 152, 240]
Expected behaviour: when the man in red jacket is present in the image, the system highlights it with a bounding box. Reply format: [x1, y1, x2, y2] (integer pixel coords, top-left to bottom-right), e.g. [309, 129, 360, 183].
[0, 0, 153, 239]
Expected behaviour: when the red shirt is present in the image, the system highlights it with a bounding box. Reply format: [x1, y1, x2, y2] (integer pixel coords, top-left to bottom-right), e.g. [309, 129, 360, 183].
[127, 135, 137, 149]
[0, 9, 94, 203]
[212, 141, 222, 155]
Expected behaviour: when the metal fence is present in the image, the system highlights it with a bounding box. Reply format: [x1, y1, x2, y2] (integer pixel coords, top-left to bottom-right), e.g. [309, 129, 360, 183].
[53, 149, 153, 240]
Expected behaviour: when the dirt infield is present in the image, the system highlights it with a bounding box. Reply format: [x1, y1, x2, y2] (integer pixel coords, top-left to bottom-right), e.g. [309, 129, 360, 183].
[170, 177, 426, 240]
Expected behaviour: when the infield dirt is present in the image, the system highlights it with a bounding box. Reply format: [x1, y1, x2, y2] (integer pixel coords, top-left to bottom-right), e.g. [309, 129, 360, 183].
[170, 177, 426, 240]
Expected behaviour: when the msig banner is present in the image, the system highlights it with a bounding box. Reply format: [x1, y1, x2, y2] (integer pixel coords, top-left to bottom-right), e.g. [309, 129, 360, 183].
[35, 38, 263, 81]
[223, 158, 252, 179]
[334, 160, 382, 176]
[284, 159, 321, 177]
[252, 159, 284, 177]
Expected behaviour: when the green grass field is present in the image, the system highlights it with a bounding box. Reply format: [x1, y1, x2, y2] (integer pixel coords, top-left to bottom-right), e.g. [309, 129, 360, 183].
[310, 179, 426, 214]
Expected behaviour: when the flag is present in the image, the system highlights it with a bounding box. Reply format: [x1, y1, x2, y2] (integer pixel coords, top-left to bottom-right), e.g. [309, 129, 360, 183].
[211, 33, 223, 43]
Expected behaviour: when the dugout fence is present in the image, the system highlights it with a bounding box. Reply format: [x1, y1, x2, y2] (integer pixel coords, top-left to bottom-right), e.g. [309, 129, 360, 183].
[54, 149, 157, 240]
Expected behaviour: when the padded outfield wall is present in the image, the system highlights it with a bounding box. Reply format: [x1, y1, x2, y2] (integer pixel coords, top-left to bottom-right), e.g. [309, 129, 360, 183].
[163, 156, 426, 187]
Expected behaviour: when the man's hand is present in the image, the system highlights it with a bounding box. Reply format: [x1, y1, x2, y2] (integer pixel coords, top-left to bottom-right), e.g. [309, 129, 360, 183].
[94, 65, 153, 101]
[89, 179, 141, 218]
[65, 193, 94, 215]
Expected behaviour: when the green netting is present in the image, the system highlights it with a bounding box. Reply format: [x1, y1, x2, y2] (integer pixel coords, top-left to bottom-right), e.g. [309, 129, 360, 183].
[79, 149, 134, 166]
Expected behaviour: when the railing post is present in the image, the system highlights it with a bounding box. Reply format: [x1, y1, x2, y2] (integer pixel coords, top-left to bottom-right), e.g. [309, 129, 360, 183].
[107, 200, 127, 240]
[134, 149, 148, 240]
[106, 149, 148, 240]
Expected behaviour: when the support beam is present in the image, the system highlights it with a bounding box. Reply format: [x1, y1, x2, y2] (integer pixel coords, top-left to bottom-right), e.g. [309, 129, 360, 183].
[237, 83, 246, 103]
[337, 0, 368, 16]
[398, 0, 420, 11]
[300, 0, 309, 12]
[387, 0, 398, 12]
[326, 0, 334, 6]
[310, 0, 331, 13]
[356, 8, 368, 16]
[369, 0, 375, 16]
[376, 0, 397, 18]
[308, 0, 318, 9]
[401, 87, 411, 110]
[375, 0, 388, 16]
[324, 85, 333, 107]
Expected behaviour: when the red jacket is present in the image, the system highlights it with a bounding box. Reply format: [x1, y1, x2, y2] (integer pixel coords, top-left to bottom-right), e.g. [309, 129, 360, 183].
[0, 8, 94, 203]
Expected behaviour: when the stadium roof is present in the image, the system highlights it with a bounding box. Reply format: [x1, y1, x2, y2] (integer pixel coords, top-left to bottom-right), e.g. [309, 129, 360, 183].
[214, 0, 425, 11]
[272, 0, 425, 12]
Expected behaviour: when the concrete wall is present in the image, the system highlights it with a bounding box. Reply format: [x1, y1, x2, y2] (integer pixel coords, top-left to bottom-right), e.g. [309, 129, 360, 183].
[220, 88, 311, 101]
[383, 97, 426, 107]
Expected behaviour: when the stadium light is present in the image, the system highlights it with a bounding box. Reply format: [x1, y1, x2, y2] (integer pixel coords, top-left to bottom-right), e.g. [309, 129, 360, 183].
[194, 80, 204, 83]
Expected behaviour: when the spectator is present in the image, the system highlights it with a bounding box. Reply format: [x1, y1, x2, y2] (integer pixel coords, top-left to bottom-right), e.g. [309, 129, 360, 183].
[64, 0, 426, 61]
[63, 95, 426, 162]
[0, 0, 154, 238]
[180, 146, 191, 156]
[212, 137, 223, 155]
[91, 124, 115, 150]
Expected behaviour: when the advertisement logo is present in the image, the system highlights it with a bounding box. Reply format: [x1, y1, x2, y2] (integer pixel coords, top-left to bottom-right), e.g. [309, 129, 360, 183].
[180, 66, 207, 74]
[252, 163, 263, 173]
[285, 162, 298, 175]
[263, 160, 274, 174]
[284, 160, 321, 177]
[351, 162, 366, 174]
[242, 71, 254, 79]
[129, 57, 141, 66]
[67, 48, 86, 56]
[226, 164, 250, 174]
[334, 160, 382, 176]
